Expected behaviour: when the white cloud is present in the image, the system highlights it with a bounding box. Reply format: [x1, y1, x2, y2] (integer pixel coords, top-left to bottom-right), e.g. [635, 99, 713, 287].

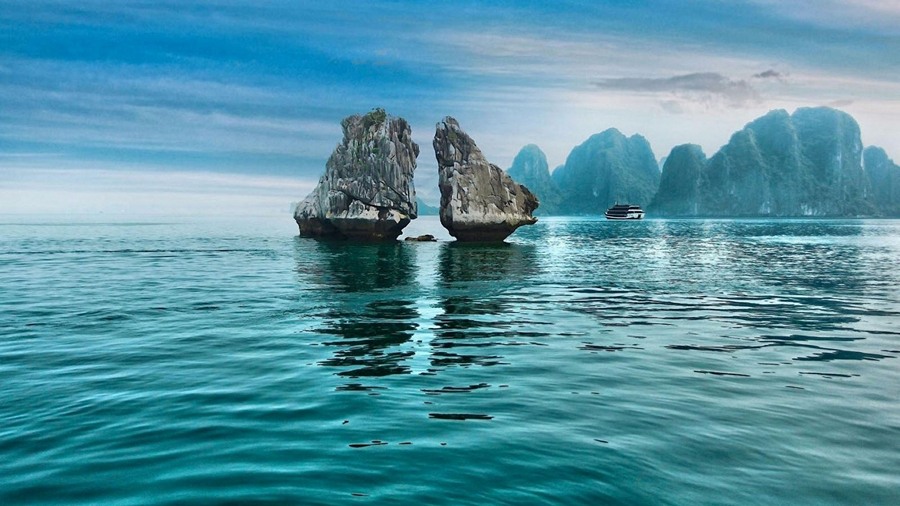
[594, 72, 762, 108]
[1, 104, 338, 156]
[742, 0, 900, 32]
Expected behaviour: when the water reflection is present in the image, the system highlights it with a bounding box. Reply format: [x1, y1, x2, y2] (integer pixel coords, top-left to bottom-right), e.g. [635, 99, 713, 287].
[293, 219, 898, 393]
[541, 220, 897, 372]
[438, 242, 539, 284]
[293, 239, 420, 384]
[316, 300, 418, 378]
[716, 221, 868, 294]
[430, 242, 545, 372]
[793, 349, 893, 362]
[294, 239, 416, 292]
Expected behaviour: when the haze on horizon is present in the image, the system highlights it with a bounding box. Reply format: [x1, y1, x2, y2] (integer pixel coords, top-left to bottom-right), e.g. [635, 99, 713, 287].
[1, 0, 898, 217]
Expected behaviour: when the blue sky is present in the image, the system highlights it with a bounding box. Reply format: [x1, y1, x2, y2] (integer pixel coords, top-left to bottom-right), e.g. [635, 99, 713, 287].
[2, 0, 899, 217]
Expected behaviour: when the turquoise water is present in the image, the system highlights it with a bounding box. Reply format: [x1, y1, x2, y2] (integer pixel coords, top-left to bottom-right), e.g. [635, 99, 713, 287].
[1, 216, 899, 505]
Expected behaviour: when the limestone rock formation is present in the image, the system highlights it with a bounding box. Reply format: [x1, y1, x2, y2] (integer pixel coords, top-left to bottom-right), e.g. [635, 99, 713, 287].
[433, 117, 538, 241]
[507, 144, 563, 215]
[648, 144, 707, 216]
[864, 146, 900, 216]
[552, 128, 660, 214]
[792, 107, 870, 215]
[650, 107, 874, 217]
[293, 109, 419, 240]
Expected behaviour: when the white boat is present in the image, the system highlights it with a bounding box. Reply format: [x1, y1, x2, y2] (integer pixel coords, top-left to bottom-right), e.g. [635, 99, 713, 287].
[605, 204, 644, 220]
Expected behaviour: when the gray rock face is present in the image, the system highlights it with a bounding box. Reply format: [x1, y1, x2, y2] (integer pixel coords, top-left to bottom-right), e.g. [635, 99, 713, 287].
[507, 144, 563, 215]
[864, 146, 900, 216]
[651, 107, 874, 217]
[649, 144, 707, 216]
[552, 128, 660, 214]
[293, 109, 419, 240]
[433, 117, 538, 242]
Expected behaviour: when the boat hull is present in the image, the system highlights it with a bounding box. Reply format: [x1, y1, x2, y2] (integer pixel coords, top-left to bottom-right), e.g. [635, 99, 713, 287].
[604, 204, 644, 220]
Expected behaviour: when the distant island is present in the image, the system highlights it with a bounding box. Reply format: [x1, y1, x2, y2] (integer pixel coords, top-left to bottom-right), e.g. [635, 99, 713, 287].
[416, 197, 440, 216]
[514, 106, 900, 218]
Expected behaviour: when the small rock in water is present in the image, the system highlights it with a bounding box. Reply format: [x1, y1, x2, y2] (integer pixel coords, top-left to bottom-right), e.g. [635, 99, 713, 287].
[404, 234, 437, 242]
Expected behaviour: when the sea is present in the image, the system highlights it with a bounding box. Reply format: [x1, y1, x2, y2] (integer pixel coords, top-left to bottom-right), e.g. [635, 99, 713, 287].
[1, 215, 898, 505]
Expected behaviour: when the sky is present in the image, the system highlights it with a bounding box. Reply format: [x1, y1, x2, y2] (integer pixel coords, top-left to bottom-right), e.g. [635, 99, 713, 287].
[2, 0, 899, 217]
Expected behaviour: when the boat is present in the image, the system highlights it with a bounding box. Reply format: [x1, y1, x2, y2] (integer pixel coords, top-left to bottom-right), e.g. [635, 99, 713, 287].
[605, 203, 644, 220]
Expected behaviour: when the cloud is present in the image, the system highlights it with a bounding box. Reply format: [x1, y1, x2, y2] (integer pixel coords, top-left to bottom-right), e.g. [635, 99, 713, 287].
[593, 72, 761, 108]
[753, 69, 784, 79]
[742, 0, 900, 33]
[659, 100, 685, 114]
[827, 99, 855, 107]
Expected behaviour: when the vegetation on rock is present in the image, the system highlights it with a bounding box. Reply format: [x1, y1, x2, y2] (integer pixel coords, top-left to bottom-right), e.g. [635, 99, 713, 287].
[362, 107, 387, 129]
[552, 129, 660, 214]
[864, 146, 900, 216]
[507, 144, 563, 215]
[652, 107, 882, 217]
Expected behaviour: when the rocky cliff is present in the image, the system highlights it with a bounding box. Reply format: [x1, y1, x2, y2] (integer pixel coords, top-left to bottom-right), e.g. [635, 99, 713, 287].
[552, 128, 660, 214]
[864, 146, 900, 216]
[293, 109, 419, 240]
[433, 117, 538, 241]
[506, 144, 563, 215]
[648, 144, 706, 216]
[653, 107, 874, 217]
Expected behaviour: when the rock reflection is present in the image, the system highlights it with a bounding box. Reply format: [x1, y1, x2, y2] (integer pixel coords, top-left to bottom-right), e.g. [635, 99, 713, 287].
[792, 349, 894, 362]
[294, 239, 416, 292]
[430, 295, 514, 370]
[316, 299, 418, 378]
[293, 239, 421, 383]
[428, 413, 493, 420]
[438, 242, 539, 284]
[430, 242, 543, 372]
[421, 383, 490, 395]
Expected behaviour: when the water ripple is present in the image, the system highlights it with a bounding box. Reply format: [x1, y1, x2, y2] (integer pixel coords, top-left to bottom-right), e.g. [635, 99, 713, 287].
[1, 218, 898, 504]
